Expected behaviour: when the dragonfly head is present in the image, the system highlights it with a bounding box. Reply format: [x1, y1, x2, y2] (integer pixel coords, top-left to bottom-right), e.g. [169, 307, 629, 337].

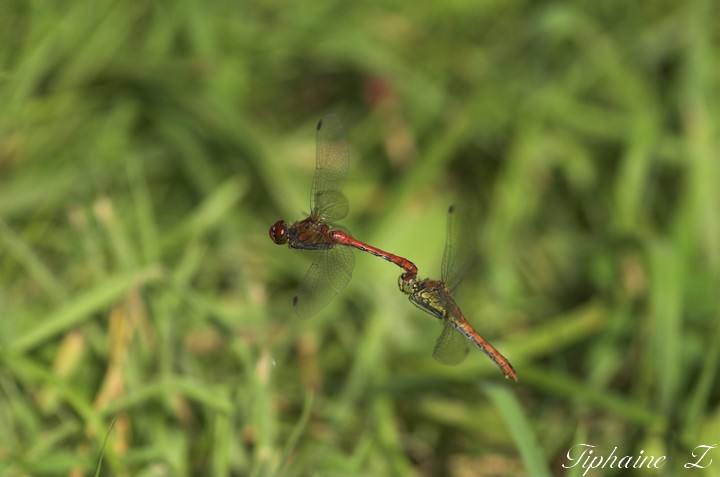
[398, 272, 417, 294]
[269, 220, 289, 245]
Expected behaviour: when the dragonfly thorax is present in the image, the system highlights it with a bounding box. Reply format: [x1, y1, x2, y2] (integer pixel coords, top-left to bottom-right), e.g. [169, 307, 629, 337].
[286, 217, 335, 250]
[406, 279, 451, 321]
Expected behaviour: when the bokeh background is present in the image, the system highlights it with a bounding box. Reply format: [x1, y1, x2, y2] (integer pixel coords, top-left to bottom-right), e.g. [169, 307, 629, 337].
[1, 0, 719, 476]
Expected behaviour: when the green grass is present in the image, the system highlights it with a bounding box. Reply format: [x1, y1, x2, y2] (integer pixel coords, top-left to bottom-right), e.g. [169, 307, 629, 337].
[1, 0, 719, 476]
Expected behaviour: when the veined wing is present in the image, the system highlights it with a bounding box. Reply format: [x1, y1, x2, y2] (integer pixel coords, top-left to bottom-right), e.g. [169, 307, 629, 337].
[441, 204, 478, 293]
[432, 319, 470, 365]
[292, 245, 355, 319]
[310, 114, 350, 223]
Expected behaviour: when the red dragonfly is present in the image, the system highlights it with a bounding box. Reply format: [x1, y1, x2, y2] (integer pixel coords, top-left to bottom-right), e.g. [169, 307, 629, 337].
[269, 114, 417, 319]
[399, 205, 517, 381]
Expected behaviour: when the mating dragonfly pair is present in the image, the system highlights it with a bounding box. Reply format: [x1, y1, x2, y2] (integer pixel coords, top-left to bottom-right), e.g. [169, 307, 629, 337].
[269, 114, 517, 381]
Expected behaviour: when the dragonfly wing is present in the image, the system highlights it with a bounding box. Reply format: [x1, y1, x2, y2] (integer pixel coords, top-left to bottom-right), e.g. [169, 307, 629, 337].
[432, 319, 470, 365]
[311, 114, 350, 223]
[292, 246, 355, 319]
[441, 204, 478, 292]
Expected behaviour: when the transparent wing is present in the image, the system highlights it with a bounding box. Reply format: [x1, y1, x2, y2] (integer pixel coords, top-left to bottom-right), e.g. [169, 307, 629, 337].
[441, 204, 477, 292]
[292, 246, 355, 319]
[310, 114, 350, 223]
[432, 319, 470, 365]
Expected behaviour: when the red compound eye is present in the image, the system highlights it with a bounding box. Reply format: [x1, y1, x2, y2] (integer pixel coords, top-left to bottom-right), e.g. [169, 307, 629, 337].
[269, 220, 288, 245]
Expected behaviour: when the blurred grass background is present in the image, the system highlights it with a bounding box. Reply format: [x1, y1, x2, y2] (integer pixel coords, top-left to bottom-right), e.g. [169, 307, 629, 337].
[1, 0, 719, 476]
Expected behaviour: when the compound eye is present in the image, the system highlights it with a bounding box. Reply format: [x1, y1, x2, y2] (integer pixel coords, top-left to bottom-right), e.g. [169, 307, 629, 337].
[269, 220, 288, 244]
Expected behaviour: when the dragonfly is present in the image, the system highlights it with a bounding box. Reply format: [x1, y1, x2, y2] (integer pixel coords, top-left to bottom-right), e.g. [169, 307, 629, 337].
[269, 114, 418, 319]
[399, 205, 518, 381]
